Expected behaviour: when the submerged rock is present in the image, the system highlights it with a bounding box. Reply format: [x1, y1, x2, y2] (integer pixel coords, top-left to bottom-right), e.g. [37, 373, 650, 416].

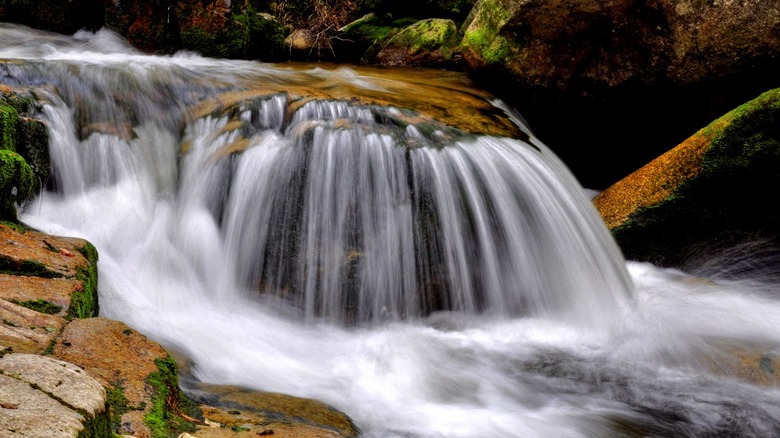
[594, 87, 780, 267]
[186, 384, 360, 438]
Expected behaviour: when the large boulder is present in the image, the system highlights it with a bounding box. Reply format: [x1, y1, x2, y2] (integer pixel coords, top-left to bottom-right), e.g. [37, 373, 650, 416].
[461, 0, 780, 189]
[0, 88, 49, 217]
[373, 18, 461, 68]
[593, 88, 780, 267]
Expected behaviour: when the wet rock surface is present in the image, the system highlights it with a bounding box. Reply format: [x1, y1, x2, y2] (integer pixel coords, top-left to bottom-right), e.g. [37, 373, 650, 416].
[0, 219, 360, 437]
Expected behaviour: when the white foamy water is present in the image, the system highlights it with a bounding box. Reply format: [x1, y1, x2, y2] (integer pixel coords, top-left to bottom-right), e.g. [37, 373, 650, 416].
[3, 23, 780, 437]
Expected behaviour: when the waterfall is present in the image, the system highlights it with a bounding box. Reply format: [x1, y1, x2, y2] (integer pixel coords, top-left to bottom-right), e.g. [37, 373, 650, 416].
[6, 23, 780, 438]
[1, 23, 633, 326]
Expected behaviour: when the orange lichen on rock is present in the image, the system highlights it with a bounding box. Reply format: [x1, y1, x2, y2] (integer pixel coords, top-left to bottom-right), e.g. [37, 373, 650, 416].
[593, 116, 731, 229]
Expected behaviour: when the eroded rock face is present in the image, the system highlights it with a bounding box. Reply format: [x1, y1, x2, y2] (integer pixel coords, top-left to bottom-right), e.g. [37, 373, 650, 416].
[461, 0, 780, 189]
[593, 87, 780, 267]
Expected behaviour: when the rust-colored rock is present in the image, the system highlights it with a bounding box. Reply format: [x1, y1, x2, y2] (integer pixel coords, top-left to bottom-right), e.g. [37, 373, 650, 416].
[53, 317, 171, 438]
[593, 87, 780, 266]
[461, 0, 780, 189]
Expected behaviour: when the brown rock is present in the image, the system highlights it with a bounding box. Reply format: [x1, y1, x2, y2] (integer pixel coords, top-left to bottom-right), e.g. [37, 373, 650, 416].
[461, 0, 780, 189]
[53, 317, 171, 438]
[189, 384, 359, 438]
[0, 223, 99, 352]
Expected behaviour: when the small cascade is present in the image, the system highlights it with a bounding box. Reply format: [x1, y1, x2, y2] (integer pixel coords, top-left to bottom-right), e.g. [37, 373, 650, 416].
[0, 22, 633, 326]
[7, 24, 780, 438]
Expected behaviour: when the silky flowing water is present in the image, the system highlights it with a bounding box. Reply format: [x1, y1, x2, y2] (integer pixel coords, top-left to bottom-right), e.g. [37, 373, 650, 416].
[3, 24, 780, 437]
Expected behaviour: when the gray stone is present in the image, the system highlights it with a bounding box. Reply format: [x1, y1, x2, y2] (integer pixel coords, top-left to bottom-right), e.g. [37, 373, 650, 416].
[0, 353, 106, 419]
[0, 373, 86, 437]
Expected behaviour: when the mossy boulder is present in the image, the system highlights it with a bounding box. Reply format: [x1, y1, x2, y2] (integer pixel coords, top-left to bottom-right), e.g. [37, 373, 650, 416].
[335, 14, 419, 63]
[0, 150, 33, 221]
[593, 87, 780, 267]
[460, 0, 780, 190]
[373, 18, 461, 68]
[0, 89, 51, 196]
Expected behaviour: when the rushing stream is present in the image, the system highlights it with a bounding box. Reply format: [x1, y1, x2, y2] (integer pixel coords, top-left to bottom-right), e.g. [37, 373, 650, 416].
[3, 23, 780, 437]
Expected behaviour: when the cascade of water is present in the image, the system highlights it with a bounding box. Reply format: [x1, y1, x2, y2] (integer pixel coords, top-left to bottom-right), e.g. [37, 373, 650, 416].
[6, 24, 780, 438]
[2, 22, 634, 326]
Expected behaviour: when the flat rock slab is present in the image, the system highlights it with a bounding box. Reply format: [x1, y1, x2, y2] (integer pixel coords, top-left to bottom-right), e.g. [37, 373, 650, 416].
[0, 353, 108, 437]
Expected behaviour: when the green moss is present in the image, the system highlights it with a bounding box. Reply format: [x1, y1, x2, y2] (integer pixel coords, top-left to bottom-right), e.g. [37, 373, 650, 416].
[341, 14, 404, 44]
[106, 380, 136, 433]
[463, 28, 510, 64]
[10, 298, 62, 315]
[76, 405, 114, 438]
[0, 219, 31, 233]
[0, 149, 34, 221]
[612, 87, 780, 266]
[460, 0, 513, 65]
[68, 241, 100, 319]
[0, 254, 63, 277]
[385, 19, 458, 54]
[145, 356, 200, 438]
[0, 104, 19, 151]
[43, 337, 58, 355]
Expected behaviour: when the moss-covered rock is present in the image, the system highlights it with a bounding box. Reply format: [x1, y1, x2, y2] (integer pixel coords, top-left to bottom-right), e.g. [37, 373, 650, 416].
[335, 14, 418, 63]
[0, 90, 51, 194]
[460, 0, 780, 190]
[593, 87, 780, 267]
[373, 18, 461, 68]
[0, 149, 33, 221]
[53, 318, 201, 438]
